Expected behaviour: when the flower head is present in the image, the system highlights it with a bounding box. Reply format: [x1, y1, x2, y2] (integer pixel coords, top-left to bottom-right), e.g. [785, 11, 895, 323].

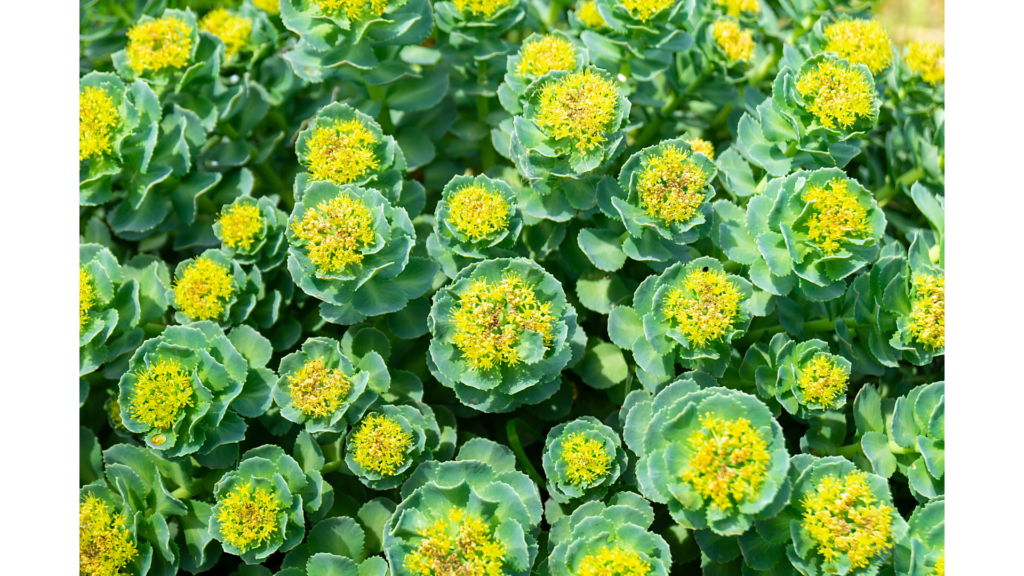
[405, 507, 507, 576]
[291, 194, 377, 274]
[621, 0, 676, 22]
[80, 268, 97, 333]
[128, 356, 195, 429]
[288, 358, 352, 418]
[906, 41, 945, 85]
[802, 177, 871, 254]
[534, 68, 620, 154]
[798, 354, 849, 409]
[716, 0, 759, 17]
[126, 16, 194, 73]
[350, 413, 413, 476]
[796, 59, 876, 130]
[80, 494, 138, 576]
[453, 0, 514, 17]
[446, 183, 511, 241]
[215, 483, 283, 553]
[636, 145, 710, 225]
[200, 9, 252, 57]
[682, 413, 771, 511]
[801, 471, 895, 569]
[515, 34, 578, 78]
[908, 274, 944, 349]
[218, 202, 264, 251]
[578, 547, 651, 576]
[576, 1, 608, 29]
[663, 268, 742, 348]
[560, 432, 612, 486]
[686, 137, 715, 160]
[80, 86, 120, 162]
[317, 0, 390, 20]
[304, 119, 381, 185]
[172, 256, 235, 320]
[713, 19, 754, 62]
[824, 19, 893, 74]
[254, 0, 280, 13]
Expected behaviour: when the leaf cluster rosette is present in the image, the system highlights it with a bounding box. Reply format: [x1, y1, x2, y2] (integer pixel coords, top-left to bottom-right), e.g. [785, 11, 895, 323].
[344, 402, 445, 490]
[879, 235, 945, 366]
[744, 332, 852, 419]
[383, 438, 543, 576]
[80, 244, 145, 376]
[499, 31, 589, 111]
[541, 416, 627, 504]
[427, 257, 578, 413]
[622, 376, 791, 536]
[170, 248, 260, 327]
[79, 72, 158, 190]
[274, 513, 391, 576]
[214, 195, 290, 272]
[426, 174, 523, 278]
[592, 0, 695, 49]
[545, 491, 673, 576]
[209, 445, 323, 564]
[434, 0, 527, 46]
[895, 497, 944, 576]
[111, 9, 221, 95]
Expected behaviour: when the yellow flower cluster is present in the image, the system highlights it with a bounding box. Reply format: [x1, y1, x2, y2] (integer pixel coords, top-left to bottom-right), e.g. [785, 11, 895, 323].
[906, 41, 945, 85]
[621, 0, 676, 22]
[515, 35, 578, 78]
[801, 177, 871, 255]
[682, 413, 771, 510]
[534, 69, 620, 154]
[578, 547, 652, 576]
[254, 0, 281, 14]
[80, 86, 120, 162]
[129, 356, 195, 430]
[291, 195, 377, 274]
[405, 507, 507, 576]
[713, 19, 754, 62]
[636, 145, 710, 225]
[716, 0, 759, 17]
[824, 19, 893, 75]
[80, 268, 97, 333]
[305, 119, 381, 184]
[450, 272, 555, 370]
[216, 483, 283, 552]
[218, 203, 264, 251]
[172, 256, 235, 320]
[576, 1, 608, 29]
[686, 137, 715, 160]
[796, 59, 876, 130]
[560, 432, 611, 486]
[80, 495, 138, 576]
[801, 471, 895, 569]
[317, 0, 389, 20]
[288, 358, 352, 418]
[126, 16, 193, 74]
[447, 184, 511, 241]
[932, 551, 945, 576]
[200, 9, 253, 57]
[453, 0, 515, 18]
[350, 413, 413, 476]
[663, 268, 742, 348]
[798, 355, 849, 409]
[908, 274, 944, 350]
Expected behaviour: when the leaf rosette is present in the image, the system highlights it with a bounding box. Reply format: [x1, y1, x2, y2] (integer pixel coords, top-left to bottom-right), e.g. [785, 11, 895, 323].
[541, 416, 628, 504]
[886, 381, 945, 500]
[81, 244, 144, 376]
[882, 237, 945, 365]
[281, 0, 434, 57]
[434, 0, 527, 46]
[895, 497, 944, 576]
[592, 0, 694, 46]
[427, 257, 578, 413]
[501, 31, 589, 103]
[111, 9, 205, 88]
[214, 195, 290, 272]
[80, 73, 144, 186]
[169, 248, 259, 327]
[748, 333, 852, 418]
[344, 402, 444, 490]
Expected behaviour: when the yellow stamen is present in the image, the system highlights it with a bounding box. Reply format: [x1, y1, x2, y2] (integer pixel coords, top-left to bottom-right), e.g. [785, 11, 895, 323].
[801, 471, 894, 569]
[80, 495, 138, 576]
[576, 1, 608, 29]
[129, 356, 195, 430]
[515, 35, 578, 78]
[216, 483, 283, 552]
[80, 268, 97, 334]
[663, 268, 742, 348]
[447, 184, 510, 241]
[218, 203, 264, 251]
[172, 256, 235, 320]
[681, 413, 771, 511]
[802, 177, 871, 255]
[317, 0, 389, 20]
[716, 0, 760, 18]
[350, 413, 413, 476]
[906, 41, 945, 85]
[405, 507, 507, 576]
[798, 355, 849, 409]
[200, 9, 252, 57]
[636, 145, 710, 225]
[452, 0, 514, 17]
[560, 432, 611, 486]
[80, 86, 121, 162]
[305, 119, 381, 185]
[126, 16, 193, 74]
[291, 194, 377, 274]
[621, 0, 676, 22]
[578, 547, 651, 576]
[908, 274, 944, 350]
[534, 68, 620, 155]
[254, 0, 280, 14]
[796, 59, 876, 130]
[931, 551, 945, 576]
[824, 20, 893, 75]
[288, 358, 352, 418]
[713, 19, 754, 62]
[686, 137, 715, 160]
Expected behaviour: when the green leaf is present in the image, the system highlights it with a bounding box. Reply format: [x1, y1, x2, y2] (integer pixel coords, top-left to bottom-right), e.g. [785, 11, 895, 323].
[853, 384, 885, 435]
[576, 274, 631, 314]
[228, 325, 273, 369]
[307, 517, 366, 560]
[306, 553, 360, 576]
[578, 228, 627, 272]
[608, 306, 644, 350]
[861, 431, 897, 478]
[578, 341, 629, 389]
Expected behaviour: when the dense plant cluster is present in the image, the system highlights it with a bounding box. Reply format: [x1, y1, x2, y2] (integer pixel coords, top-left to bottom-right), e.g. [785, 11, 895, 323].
[79, 0, 944, 574]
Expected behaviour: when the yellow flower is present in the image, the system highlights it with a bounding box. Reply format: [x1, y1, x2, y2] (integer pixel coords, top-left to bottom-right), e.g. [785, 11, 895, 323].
[405, 507, 507, 576]
[636, 145, 710, 225]
[906, 41, 945, 85]
[218, 203, 264, 251]
[129, 356, 195, 430]
[291, 194, 377, 274]
[446, 184, 511, 241]
[534, 68, 620, 155]
[304, 119, 381, 185]
[716, 0, 760, 18]
[350, 413, 413, 476]
[663, 268, 742, 348]
[713, 19, 754, 62]
[450, 272, 555, 370]
[80, 268, 97, 334]
[576, 1, 608, 29]
[172, 256, 236, 320]
[578, 547, 651, 576]
[317, 0, 389, 20]
[288, 358, 352, 418]
[798, 355, 849, 409]
[80, 495, 138, 576]
[621, 0, 675, 22]
[560, 432, 611, 486]
[801, 471, 894, 569]
[216, 483, 283, 552]
[200, 9, 252, 57]
[126, 16, 194, 74]
[908, 274, 944, 350]
[801, 177, 871, 255]
[452, 0, 515, 18]
[686, 137, 715, 160]
[80, 86, 121, 162]
[796, 59, 876, 130]
[515, 35, 578, 78]
[254, 0, 281, 14]
[932, 551, 945, 576]
[681, 413, 771, 510]
[824, 19, 893, 75]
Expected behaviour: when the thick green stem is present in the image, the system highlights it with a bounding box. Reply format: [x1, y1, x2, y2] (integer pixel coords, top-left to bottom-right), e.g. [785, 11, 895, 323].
[741, 316, 858, 345]
[367, 85, 395, 135]
[255, 162, 287, 194]
[545, 0, 562, 30]
[835, 443, 862, 458]
[877, 166, 926, 207]
[171, 483, 201, 500]
[506, 419, 546, 489]
[477, 60, 496, 171]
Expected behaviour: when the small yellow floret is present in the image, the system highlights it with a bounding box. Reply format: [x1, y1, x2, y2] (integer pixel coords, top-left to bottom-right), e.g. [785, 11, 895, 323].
[405, 507, 506, 576]
[350, 413, 413, 476]
[682, 413, 771, 510]
[80, 268, 97, 334]
[80, 86, 121, 162]
[713, 19, 754, 62]
[126, 16, 193, 74]
[906, 41, 945, 85]
[200, 9, 252, 57]
[450, 272, 555, 371]
[560, 432, 611, 486]
[932, 551, 945, 576]
[291, 194, 377, 274]
[663, 268, 742, 348]
[216, 483, 283, 552]
[824, 20, 893, 75]
[802, 177, 871, 255]
[798, 354, 849, 409]
[80, 495, 138, 576]
[578, 547, 651, 576]
[447, 184, 510, 241]
[908, 274, 944, 350]
[796, 59, 876, 130]
[305, 119, 380, 184]
[288, 358, 352, 418]
[716, 0, 760, 17]
[534, 69, 620, 154]
[129, 356, 195, 430]
[636, 145, 710, 225]
[218, 203, 264, 251]
[254, 0, 281, 14]
[516, 35, 578, 78]
[453, 0, 514, 17]
[576, 1, 608, 29]
[801, 471, 894, 569]
[172, 256, 235, 320]
[686, 137, 715, 160]
[621, 0, 675, 22]
[317, 0, 389, 20]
